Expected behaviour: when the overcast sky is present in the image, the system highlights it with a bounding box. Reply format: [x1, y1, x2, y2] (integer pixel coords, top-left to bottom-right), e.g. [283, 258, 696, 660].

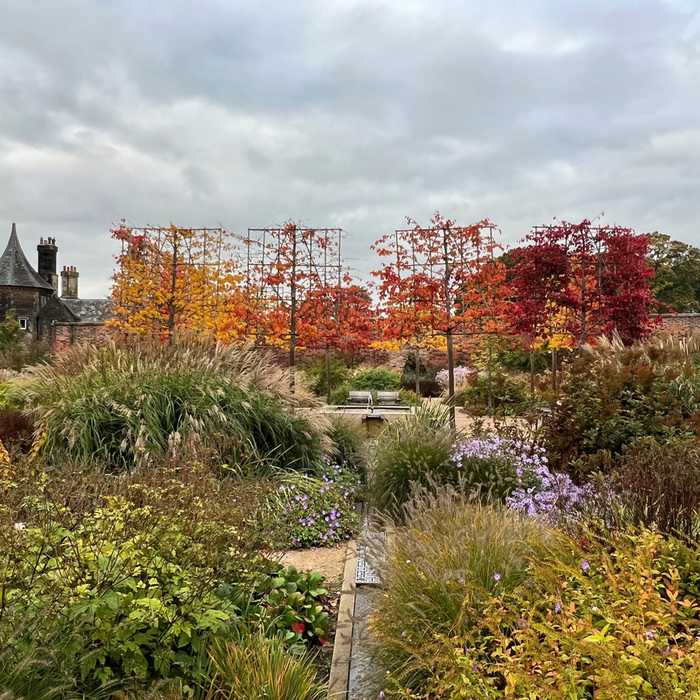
[1, 1, 699, 297]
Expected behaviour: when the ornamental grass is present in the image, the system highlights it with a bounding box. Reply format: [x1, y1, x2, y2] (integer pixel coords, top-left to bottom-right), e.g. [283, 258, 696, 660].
[19, 337, 323, 472]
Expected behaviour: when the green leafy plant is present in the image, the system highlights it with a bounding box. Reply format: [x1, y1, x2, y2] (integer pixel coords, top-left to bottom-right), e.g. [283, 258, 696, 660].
[1, 499, 245, 689]
[349, 367, 401, 391]
[301, 356, 349, 398]
[253, 566, 331, 646]
[462, 371, 531, 416]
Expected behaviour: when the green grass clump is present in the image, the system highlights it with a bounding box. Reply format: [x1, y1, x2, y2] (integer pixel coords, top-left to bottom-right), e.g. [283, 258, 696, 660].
[204, 634, 326, 700]
[367, 404, 455, 517]
[368, 483, 561, 694]
[20, 338, 322, 472]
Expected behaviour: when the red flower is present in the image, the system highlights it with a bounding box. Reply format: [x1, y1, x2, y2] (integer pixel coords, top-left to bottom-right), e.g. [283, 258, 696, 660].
[291, 622, 306, 635]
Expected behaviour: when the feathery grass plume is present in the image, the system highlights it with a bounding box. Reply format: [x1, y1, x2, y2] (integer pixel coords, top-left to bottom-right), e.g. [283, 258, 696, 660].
[19, 337, 324, 472]
[204, 634, 326, 700]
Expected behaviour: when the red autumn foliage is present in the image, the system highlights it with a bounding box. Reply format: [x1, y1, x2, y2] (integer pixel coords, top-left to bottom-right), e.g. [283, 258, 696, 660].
[509, 220, 656, 346]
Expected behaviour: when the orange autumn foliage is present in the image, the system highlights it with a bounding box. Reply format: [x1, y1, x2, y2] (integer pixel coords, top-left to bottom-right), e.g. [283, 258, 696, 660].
[109, 225, 248, 343]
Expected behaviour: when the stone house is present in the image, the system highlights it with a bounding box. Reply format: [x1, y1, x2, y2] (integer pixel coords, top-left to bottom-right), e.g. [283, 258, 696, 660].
[0, 223, 112, 349]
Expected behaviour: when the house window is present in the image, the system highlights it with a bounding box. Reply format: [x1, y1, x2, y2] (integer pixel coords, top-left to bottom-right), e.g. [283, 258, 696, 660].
[18, 318, 30, 331]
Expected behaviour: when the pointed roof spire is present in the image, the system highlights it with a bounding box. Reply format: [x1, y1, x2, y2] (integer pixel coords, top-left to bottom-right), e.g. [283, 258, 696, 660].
[0, 223, 54, 290]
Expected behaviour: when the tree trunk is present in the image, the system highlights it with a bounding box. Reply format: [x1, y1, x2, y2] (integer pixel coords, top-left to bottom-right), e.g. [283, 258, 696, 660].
[414, 347, 421, 397]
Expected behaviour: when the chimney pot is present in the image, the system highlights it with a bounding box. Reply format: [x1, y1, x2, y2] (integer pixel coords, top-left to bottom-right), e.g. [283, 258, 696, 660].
[37, 236, 58, 291]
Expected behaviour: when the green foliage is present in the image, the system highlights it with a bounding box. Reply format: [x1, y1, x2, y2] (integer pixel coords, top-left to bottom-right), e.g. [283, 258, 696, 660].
[21, 339, 323, 472]
[613, 436, 700, 538]
[252, 566, 330, 646]
[1, 498, 244, 690]
[0, 459, 331, 696]
[0, 311, 23, 348]
[302, 355, 349, 398]
[205, 634, 326, 700]
[400, 353, 441, 397]
[648, 232, 700, 312]
[398, 389, 420, 406]
[462, 371, 531, 416]
[369, 483, 557, 694]
[416, 530, 700, 699]
[367, 404, 455, 517]
[326, 415, 366, 472]
[545, 333, 700, 472]
[328, 381, 351, 406]
[0, 311, 48, 371]
[349, 367, 401, 391]
[497, 346, 549, 373]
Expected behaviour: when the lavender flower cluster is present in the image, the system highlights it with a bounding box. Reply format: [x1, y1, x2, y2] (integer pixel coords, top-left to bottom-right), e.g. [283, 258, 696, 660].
[436, 365, 475, 388]
[506, 467, 593, 521]
[451, 435, 548, 476]
[277, 462, 360, 549]
[452, 435, 592, 520]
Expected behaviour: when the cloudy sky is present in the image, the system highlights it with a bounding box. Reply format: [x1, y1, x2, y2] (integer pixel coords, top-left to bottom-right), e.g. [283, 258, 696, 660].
[1, 1, 699, 297]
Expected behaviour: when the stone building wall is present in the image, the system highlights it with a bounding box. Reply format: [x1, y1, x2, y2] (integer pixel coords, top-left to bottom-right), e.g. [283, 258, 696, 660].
[0, 287, 45, 333]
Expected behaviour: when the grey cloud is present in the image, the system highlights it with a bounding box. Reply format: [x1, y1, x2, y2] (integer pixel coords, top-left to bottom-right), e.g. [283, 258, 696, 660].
[0, 0, 698, 297]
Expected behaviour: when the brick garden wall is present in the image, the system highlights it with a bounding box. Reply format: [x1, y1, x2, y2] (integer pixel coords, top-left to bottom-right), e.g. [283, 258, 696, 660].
[658, 313, 700, 335]
[50, 322, 114, 354]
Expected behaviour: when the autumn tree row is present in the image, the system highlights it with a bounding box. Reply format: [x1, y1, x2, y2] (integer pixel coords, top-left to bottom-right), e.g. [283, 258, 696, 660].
[110, 217, 656, 414]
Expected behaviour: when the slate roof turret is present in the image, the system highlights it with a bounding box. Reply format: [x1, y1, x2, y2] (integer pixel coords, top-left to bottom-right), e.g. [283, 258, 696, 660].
[0, 223, 54, 291]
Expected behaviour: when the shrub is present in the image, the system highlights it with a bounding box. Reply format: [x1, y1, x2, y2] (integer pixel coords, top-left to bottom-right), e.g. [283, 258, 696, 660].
[301, 356, 349, 398]
[545, 333, 700, 472]
[497, 346, 549, 373]
[1, 499, 246, 689]
[416, 530, 700, 698]
[0, 458, 330, 694]
[265, 465, 360, 548]
[367, 404, 455, 517]
[328, 382, 351, 406]
[462, 371, 530, 416]
[349, 367, 401, 392]
[400, 354, 441, 397]
[613, 436, 700, 538]
[369, 483, 557, 693]
[0, 312, 49, 371]
[21, 339, 323, 472]
[205, 634, 326, 700]
[326, 416, 366, 472]
[398, 389, 420, 406]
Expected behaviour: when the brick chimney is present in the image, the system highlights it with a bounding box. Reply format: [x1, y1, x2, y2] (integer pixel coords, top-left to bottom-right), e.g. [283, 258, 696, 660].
[60, 265, 79, 299]
[37, 237, 58, 291]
